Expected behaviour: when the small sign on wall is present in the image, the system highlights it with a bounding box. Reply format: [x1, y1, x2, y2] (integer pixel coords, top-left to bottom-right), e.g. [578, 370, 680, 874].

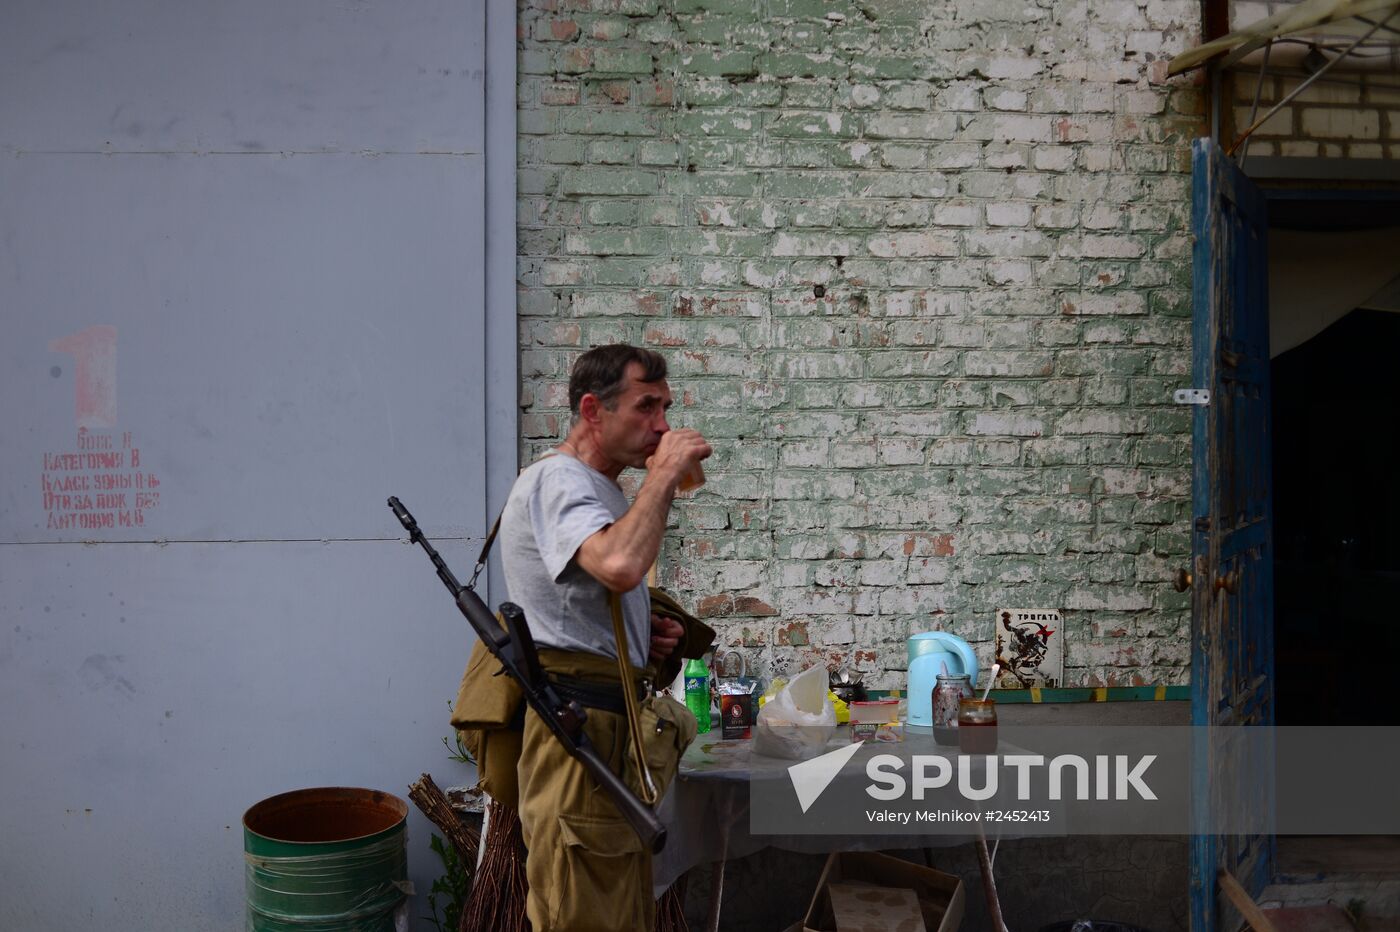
[993, 608, 1064, 688]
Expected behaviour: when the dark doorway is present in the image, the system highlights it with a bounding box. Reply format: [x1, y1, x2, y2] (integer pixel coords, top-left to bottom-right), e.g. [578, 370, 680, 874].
[1272, 308, 1400, 725]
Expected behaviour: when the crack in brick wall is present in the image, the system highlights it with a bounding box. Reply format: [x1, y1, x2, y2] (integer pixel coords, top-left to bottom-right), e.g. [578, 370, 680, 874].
[517, 0, 1206, 689]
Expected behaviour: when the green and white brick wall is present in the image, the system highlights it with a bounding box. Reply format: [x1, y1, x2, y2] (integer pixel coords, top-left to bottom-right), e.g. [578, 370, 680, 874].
[516, 0, 1206, 689]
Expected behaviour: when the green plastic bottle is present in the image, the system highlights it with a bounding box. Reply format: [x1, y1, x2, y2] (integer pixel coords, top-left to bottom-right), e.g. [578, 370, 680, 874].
[684, 657, 711, 733]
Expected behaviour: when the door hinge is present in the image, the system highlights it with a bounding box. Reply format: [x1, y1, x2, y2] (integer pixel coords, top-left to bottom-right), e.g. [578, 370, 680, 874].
[1173, 389, 1211, 405]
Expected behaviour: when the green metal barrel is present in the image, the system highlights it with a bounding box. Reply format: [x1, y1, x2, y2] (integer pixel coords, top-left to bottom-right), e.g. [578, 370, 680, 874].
[243, 787, 409, 932]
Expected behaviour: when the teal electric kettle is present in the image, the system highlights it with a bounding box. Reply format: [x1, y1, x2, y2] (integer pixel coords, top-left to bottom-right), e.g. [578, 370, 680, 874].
[906, 632, 978, 726]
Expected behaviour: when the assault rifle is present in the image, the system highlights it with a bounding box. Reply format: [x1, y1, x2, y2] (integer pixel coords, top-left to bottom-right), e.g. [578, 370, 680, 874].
[388, 496, 667, 853]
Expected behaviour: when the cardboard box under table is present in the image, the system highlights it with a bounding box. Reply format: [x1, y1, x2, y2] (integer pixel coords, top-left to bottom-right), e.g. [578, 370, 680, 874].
[800, 851, 965, 932]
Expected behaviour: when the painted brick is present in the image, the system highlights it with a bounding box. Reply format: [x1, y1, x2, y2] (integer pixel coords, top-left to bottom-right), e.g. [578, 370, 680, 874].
[986, 202, 1033, 227]
[864, 351, 960, 378]
[671, 229, 770, 256]
[518, 0, 1200, 689]
[759, 51, 850, 78]
[766, 110, 859, 138]
[883, 83, 931, 110]
[964, 230, 1054, 257]
[984, 143, 1030, 169]
[584, 200, 639, 225]
[773, 473, 858, 501]
[586, 139, 635, 164]
[867, 232, 959, 258]
[540, 82, 581, 106]
[985, 87, 1029, 111]
[681, 50, 758, 76]
[877, 439, 926, 465]
[967, 412, 1047, 436]
[782, 83, 837, 109]
[594, 47, 654, 74]
[1079, 234, 1147, 258]
[557, 168, 658, 196]
[569, 291, 667, 317]
[832, 442, 878, 468]
[965, 113, 1053, 142]
[983, 54, 1045, 79]
[537, 137, 587, 165]
[936, 82, 984, 111]
[863, 411, 957, 437]
[932, 202, 980, 226]
[772, 232, 859, 257]
[864, 113, 959, 140]
[968, 348, 1056, 376]
[564, 229, 667, 255]
[637, 140, 679, 165]
[1073, 292, 1148, 316]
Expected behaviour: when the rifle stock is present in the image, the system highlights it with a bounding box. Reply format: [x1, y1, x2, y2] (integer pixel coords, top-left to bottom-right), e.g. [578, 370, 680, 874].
[388, 496, 667, 853]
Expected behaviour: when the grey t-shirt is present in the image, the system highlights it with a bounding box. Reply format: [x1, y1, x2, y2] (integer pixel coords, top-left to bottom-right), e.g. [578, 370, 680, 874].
[499, 452, 651, 668]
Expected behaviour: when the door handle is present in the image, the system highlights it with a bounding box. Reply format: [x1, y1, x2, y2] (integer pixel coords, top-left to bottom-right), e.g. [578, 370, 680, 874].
[1173, 568, 1193, 592]
[1214, 569, 1239, 595]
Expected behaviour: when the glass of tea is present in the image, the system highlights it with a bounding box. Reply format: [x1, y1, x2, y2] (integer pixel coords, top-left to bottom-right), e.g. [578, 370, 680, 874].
[676, 460, 706, 493]
[957, 698, 998, 754]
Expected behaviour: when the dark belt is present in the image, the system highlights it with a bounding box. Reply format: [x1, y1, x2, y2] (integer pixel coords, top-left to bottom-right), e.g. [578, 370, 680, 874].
[549, 674, 648, 715]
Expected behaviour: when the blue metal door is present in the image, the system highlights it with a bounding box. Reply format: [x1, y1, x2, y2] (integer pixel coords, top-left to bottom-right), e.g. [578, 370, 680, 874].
[1188, 138, 1277, 932]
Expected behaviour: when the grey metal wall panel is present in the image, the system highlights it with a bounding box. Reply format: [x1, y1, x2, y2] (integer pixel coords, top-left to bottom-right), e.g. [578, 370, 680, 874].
[0, 0, 484, 154]
[483, 0, 519, 597]
[0, 151, 485, 542]
[0, 540, 481, 931]
[1, 1, 508, 927]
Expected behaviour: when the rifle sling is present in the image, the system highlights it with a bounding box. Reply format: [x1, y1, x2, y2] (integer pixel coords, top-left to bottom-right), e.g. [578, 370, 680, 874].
[610, 591, 658, 806]
[474, 489, 659, 806]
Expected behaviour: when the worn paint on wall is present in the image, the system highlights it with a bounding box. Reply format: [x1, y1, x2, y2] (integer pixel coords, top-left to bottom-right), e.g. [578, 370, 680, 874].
[517, 0, 1207, 689]
[49, 326, 118, 429]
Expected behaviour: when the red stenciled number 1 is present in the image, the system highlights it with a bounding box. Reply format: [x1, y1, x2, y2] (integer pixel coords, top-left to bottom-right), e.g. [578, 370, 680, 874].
[50, 325, 117, 429]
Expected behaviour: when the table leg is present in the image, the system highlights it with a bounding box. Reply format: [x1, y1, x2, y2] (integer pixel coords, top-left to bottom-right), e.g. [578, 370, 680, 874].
[702, 796, 733, 932]
[975, 826, 1009, 932]
[703, 853, 726, 932]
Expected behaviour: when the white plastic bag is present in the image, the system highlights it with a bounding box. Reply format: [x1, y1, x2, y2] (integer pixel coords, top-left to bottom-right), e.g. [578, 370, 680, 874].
[752, 664, 837, 760]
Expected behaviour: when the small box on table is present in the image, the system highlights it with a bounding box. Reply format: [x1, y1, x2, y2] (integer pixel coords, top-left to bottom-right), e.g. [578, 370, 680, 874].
[848, 699, 903, 744]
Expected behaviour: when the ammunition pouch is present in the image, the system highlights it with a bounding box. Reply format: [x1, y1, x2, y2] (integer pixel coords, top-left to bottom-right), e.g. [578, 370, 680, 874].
[451, 631, 525, 809]
[623, 693, 697, 805]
